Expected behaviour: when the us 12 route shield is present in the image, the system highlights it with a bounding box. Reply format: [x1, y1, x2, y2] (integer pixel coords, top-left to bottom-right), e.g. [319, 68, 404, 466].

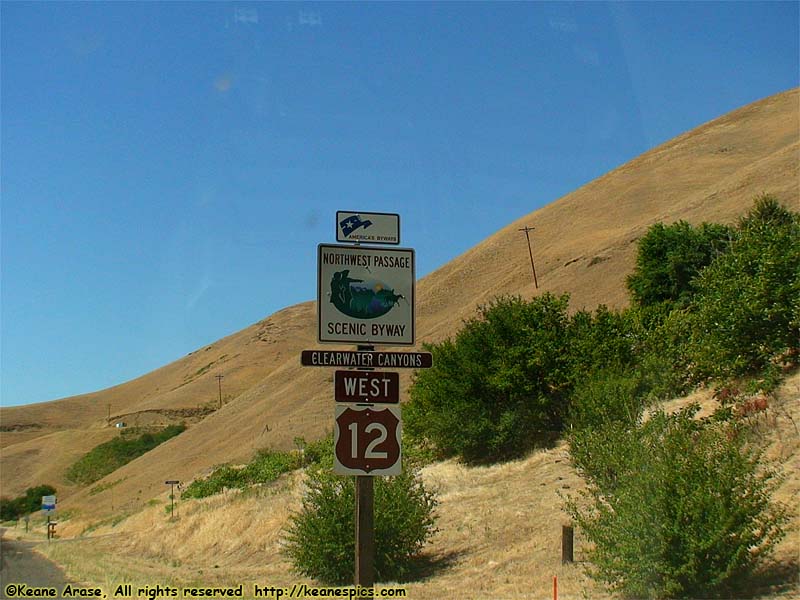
[334, 404, 402, 476]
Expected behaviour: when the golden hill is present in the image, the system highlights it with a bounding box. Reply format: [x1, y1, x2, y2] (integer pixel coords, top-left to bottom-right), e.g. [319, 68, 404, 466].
[1, 87, 798, 523]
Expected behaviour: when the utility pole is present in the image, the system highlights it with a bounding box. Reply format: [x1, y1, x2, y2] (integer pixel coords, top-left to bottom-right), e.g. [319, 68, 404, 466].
[519, 226, 539, 289]
[215, 374, 224, 409]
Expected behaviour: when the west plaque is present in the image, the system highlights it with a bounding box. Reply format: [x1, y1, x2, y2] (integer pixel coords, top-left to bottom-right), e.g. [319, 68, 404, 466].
[335, 371, 400, 403]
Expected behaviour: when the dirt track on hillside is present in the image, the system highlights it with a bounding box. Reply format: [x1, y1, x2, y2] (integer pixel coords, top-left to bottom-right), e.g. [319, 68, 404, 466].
[0, 530, 74, 599]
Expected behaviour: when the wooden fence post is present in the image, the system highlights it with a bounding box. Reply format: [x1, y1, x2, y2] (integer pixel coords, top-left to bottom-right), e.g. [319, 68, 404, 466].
[561, 524, 574, 564]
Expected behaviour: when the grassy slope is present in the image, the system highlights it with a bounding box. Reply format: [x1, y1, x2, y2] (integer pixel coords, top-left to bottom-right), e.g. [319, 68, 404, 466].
[39, 371, 799, 599]
[1, 87, 798, 526]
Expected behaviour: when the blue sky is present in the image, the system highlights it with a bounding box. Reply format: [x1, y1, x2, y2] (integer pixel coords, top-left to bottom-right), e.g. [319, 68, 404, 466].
[2, 2, 798, 407]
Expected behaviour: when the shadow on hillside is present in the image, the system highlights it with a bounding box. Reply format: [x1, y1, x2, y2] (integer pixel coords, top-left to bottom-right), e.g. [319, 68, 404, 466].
[396, 549, 465, 583]
[737, 559, 800, 599]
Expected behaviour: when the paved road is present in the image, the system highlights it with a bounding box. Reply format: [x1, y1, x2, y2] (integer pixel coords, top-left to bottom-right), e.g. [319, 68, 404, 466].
[0, 530, 74, 599]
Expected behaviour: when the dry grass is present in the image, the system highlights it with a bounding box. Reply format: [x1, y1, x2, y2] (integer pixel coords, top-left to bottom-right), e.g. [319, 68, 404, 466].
[2, 88, 799, 599]
[30, 373, 799, 599]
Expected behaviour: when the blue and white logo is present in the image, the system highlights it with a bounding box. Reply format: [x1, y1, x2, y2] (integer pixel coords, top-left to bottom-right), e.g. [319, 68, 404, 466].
[339, 214, 373, 237]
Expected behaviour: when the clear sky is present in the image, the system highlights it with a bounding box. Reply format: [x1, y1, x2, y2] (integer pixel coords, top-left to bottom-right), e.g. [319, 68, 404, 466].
[2, 2, 798, 407]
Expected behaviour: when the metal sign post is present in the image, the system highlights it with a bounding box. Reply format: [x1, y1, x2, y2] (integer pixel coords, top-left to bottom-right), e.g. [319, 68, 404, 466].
[165, 480, 180, 519]
[41, 495, 56, 542]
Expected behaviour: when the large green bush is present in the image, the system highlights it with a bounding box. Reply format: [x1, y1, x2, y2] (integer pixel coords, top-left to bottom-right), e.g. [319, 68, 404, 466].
[625, 304, 697, 400]
[567, 305, 637, 381]
[282, 464, 438, 584]
[626, 220, 732, 309]
[406, 294, 573, 463]
[567, 406, 789, 599]
[687, 195, 800, 378]
[567, 369, 646, 433]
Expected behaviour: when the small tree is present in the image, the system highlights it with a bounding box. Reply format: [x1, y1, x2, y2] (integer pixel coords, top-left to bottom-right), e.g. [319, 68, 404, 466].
[626, 220, 732, 310]
[282, 465, 438, 584]
[688, 195, 800, 378]
[567, 406, 789, 599]
[406, 294, 573, 463]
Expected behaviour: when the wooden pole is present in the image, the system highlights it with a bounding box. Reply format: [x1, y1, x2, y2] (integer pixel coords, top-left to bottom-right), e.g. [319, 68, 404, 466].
[519, 226, 539, 289]
[215, 374, 224, 408]
[353, 344, 376, 588]
[561, 524, 574, 564]
[355, 475, 375, 587]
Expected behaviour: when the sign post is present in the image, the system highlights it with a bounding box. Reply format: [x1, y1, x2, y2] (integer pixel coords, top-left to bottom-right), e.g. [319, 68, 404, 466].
[165, 480, 180, 520]
[303, 212, 432, 589]
[42, 495, 56, 542]
[355, 475, 374, 587]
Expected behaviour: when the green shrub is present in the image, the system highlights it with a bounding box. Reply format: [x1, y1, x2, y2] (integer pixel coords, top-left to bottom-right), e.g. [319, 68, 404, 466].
[626, 220, 732, 310]
[687, 195, 800, 378]
[406, 294, 573, 463]
[181, 466, 244, 499]
[566, 406, 789, 598]
[294, 435, 333, 467]
[567, 369, 645, 433]
[282, 466, 438, 584]
[0, 484, 57, 520]
[67, 425, 186, 485]
[567, 305, 637, 383]
[245, 448, 301, 482]
[0, 497, 23, 521]
[627, 304, 698, 399]
[182, 447, 302, 500]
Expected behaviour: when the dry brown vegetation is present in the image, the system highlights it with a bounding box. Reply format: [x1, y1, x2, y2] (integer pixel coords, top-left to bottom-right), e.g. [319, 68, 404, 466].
[2, 88, 799, 598]
[23, 372, 799, 600]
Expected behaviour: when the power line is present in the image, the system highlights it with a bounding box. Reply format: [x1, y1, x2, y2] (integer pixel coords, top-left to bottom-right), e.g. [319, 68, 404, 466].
[519, 226, 539, 289]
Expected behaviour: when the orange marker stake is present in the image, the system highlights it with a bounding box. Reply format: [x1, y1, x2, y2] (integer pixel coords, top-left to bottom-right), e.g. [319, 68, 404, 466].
[553, 575, 558, 600]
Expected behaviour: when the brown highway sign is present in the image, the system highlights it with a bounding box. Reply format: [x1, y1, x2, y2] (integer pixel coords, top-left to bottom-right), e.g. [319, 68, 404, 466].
[301, 350, 432, 369]
[335, 371, 399, 403]
[334, 404, 401, 476]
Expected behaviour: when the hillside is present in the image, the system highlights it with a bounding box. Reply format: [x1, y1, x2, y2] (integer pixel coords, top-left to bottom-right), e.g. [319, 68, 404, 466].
[31, 371, 800, 600]
[1, 88, 798, 520]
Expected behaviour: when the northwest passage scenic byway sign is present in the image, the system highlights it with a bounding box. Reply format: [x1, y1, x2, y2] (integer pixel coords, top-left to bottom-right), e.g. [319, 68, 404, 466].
[318, 244, 414, 345]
